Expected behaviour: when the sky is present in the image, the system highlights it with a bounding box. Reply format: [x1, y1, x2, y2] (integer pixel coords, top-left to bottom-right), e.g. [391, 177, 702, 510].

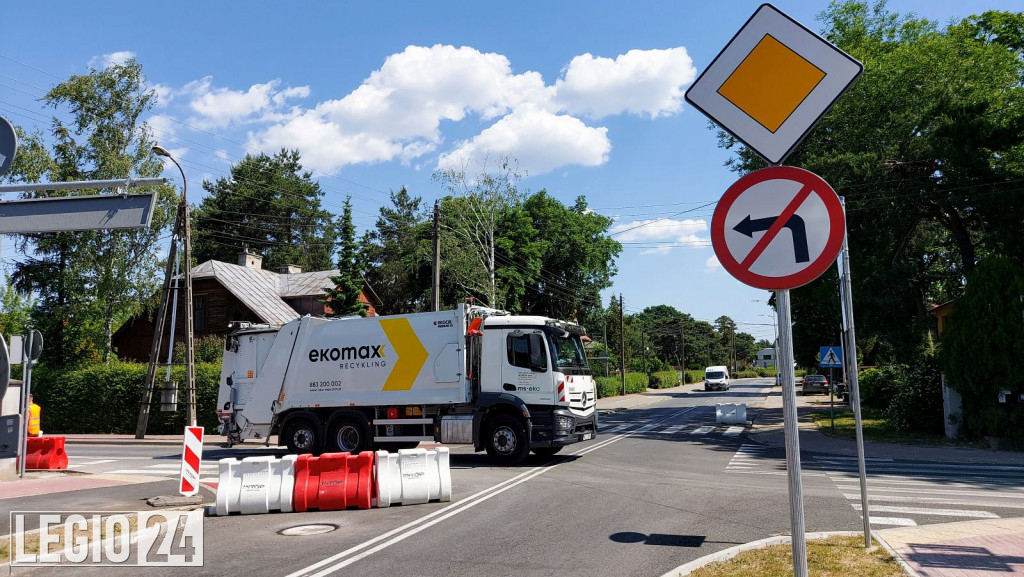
[2, 0, 1019, 344]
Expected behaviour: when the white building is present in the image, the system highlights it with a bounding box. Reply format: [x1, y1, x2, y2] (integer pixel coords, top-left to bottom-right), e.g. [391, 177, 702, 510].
[755, 347, 775, 368]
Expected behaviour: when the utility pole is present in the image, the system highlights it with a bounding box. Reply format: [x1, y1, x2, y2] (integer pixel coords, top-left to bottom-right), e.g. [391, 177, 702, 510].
[433, 200, 440, 312]
[679, 324, 686, 381]
[603, 314, 609, 377]
[641, 325, 648, 377]
[620, 294, 625, 396]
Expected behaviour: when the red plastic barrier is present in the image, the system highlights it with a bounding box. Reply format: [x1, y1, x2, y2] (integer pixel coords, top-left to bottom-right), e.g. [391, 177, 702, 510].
[25, 436, 69, 470]
[292, 452, 374, 512]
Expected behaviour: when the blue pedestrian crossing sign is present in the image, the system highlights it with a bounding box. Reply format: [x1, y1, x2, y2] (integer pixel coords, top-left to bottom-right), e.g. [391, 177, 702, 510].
[820, 346, 843, 367]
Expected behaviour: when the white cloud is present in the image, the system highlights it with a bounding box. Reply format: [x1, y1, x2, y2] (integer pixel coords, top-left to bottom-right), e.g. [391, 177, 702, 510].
[171, 44, 694, 175]
[554, 48, 696, 119]
[705, 254, 722, 273]
[88, 51, 136, 70]
[183, 77, 310, 129]
[438, 107, 609, 176]
[611, 218, 707, 243]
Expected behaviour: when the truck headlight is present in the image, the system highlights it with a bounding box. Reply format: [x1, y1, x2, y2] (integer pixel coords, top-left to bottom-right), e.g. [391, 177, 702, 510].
[555, 415, 575, 433]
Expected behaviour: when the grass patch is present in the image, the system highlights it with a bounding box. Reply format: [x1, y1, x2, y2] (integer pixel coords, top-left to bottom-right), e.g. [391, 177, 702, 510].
[808, 407, 982, 447]
[688, 535, 905, 577]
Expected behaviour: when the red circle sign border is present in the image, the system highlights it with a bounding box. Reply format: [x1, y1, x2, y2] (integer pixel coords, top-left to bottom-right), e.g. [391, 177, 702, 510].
[711, 166, 845, 290]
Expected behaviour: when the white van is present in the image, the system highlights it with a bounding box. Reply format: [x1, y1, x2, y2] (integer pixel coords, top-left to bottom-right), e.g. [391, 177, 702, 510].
[704, 366, 730, 391]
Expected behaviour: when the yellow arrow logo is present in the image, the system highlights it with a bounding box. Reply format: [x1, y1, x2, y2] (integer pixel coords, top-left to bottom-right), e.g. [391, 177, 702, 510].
[379, 318, 429, 391]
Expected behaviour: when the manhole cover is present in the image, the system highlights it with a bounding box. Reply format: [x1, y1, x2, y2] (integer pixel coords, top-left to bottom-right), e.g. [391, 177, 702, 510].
[279, 524, 338, 536]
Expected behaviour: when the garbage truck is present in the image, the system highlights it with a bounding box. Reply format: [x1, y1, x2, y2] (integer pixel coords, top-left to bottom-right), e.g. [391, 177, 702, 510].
[216, 304, 598, 464]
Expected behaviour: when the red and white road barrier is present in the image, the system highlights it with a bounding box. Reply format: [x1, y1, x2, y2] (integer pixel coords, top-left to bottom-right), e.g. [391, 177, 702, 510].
[179, 426, 204, 496]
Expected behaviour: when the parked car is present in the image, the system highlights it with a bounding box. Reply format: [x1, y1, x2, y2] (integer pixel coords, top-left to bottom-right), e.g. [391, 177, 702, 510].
[801, 374, 829, 395]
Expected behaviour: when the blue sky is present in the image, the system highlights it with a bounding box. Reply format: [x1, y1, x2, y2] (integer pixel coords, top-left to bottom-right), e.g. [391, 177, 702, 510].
[2, 1, 1018, 343]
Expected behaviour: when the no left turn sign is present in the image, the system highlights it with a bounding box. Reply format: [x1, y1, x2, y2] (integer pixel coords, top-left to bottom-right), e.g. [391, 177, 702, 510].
[711, 166, 844, 290]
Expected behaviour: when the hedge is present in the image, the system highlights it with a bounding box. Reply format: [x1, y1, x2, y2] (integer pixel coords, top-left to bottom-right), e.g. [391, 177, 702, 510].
[595, 373, 649, 398]
[30, 361, 222, 434]
[649, 371, 681, 389]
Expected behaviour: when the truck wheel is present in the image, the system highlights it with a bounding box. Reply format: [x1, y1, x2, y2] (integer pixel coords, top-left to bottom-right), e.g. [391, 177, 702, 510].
[485, 415, 529, 465]
[283, 418, 320, 454]
[532, 447, 562, 458]
[327, 417, 371, 454]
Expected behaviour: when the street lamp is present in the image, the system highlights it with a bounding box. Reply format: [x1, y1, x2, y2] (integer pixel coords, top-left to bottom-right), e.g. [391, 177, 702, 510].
[137, 145, 197, 433]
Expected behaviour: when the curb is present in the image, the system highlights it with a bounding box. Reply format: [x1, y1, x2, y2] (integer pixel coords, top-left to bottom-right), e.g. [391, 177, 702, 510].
[659, 531, 866, 577]
[64, 439, 185, 447]
[872, 532, 922, 577]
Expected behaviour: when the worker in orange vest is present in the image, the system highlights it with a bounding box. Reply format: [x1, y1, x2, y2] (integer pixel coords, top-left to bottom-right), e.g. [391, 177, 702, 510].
[27, 394, 41, 437]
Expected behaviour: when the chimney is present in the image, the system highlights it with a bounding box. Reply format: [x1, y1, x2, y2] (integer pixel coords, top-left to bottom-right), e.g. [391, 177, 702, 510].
[278, 264, 302, 274]
[237, 249, 263, 269]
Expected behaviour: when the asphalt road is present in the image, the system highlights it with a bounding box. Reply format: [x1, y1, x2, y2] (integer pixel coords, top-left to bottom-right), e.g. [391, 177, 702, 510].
[9, 378, 1023, 576]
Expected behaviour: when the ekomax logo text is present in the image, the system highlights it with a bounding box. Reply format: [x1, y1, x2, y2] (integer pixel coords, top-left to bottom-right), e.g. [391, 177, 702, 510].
[9, 510, 203, 567]
[308, 344, 385, 362]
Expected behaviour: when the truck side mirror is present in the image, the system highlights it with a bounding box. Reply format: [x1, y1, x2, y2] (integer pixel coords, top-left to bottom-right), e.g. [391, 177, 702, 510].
[528, 333, 547, 372]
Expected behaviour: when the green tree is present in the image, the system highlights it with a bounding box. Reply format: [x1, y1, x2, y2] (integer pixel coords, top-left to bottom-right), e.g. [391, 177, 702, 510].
[717, 1, 1024, 366]
[7, 59, 177, 365]
[521, 192, 621, 320]
[0, 277, 34, 336]
[360, 187, 433, 315]
[434, 156, 537, 309]
[323, 196, 366, 317]
[941, 256, 1024, 440]
[194, 149, 336, 272]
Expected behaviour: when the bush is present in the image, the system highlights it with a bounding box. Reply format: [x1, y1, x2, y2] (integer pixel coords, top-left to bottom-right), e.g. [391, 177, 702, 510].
[884, 360, 944, 434]
[595, 373, 649, 398]
[30, 361, 222, 434]
[858, 366, 904, 411]
[684, 370, 704, 384]
[649, 370, 681, 389]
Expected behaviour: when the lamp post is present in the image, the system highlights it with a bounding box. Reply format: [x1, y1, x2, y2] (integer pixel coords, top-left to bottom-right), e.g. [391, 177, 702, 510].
[136, 146, 197, 437]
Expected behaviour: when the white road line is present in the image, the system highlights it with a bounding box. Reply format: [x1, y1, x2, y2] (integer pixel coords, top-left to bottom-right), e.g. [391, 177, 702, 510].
[68, 459, 119, 469]
[813, 459, 1024, 473]
[868, 517, 917, 527]
[662, 424, 690, 435]
[844, 493, 1024, 509]
[722, 426, 744, 437]
[835, 484, 1024, 498]
[828, 474, 1024, 488]
[851, 504, 999, 519]
[144, 463, 219, 469]
[810, 455, 893, 463]
[600, 425, 628, 434]
[689, 426, 713, 435]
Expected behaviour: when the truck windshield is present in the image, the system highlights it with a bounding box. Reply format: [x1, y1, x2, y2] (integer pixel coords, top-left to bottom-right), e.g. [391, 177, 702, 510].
[706, 371, 725, 379]
[547, 333, 590, 370]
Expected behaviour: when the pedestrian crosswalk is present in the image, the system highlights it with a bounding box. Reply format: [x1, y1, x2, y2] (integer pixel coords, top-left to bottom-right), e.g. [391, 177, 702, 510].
[598, 421, 747, 438]
[724, 443, 1024, 527]
[68, 456, 220, 484]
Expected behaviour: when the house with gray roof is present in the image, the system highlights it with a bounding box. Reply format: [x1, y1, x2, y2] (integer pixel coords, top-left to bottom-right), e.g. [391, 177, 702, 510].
[113, 251, 377, 361]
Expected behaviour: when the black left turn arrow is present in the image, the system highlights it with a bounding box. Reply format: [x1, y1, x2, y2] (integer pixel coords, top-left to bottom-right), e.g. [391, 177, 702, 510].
[734, 214, 809, 263]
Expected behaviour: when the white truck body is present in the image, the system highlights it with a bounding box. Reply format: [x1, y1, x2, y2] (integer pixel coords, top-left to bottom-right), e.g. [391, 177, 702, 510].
[216, 304, 598, 464]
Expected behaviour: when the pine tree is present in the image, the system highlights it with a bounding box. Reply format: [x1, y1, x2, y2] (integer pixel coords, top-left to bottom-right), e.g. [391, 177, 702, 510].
[323, 197, 367, 317]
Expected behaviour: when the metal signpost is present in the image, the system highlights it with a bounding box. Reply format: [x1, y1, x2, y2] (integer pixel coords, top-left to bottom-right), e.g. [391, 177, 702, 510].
[686, 5, 864, 575]
[820, 346, 843, 430]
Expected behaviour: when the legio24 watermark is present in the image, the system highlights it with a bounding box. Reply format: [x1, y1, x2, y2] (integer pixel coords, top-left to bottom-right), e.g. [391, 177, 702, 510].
[9, 510, 203, 567]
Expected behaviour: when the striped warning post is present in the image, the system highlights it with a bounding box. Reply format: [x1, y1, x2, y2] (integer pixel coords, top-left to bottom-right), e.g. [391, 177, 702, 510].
[179, 426, 204, 496]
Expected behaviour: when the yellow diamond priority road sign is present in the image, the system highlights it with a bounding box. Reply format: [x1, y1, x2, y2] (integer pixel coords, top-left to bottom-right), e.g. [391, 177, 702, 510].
[685, 3, 862, 165]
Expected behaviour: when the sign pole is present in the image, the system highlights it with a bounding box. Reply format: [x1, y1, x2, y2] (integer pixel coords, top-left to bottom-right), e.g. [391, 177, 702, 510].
[776, 288, 808, 577]
[838, 197, 871, 548]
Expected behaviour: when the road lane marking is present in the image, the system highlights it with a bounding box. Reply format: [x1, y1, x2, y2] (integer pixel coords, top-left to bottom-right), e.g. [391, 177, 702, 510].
[868, 517, 917, 527]
[288, 407, 698, 577]
[844, 493, 1024, 509]
[851, 504, 999, 519]
[835, 484, 1024, 498]
[722, 426, 744, 437]
[689, 426, 714, 435]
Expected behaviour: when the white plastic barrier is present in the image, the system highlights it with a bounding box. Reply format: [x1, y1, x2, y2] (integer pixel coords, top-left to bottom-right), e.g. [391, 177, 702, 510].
[716, 403, 747, 425]
[375, 447, 452, 508]
[215, 454, 297, 516]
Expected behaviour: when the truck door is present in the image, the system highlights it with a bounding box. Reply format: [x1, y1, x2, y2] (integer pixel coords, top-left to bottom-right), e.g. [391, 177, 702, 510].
[501, 330, 552, 404]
